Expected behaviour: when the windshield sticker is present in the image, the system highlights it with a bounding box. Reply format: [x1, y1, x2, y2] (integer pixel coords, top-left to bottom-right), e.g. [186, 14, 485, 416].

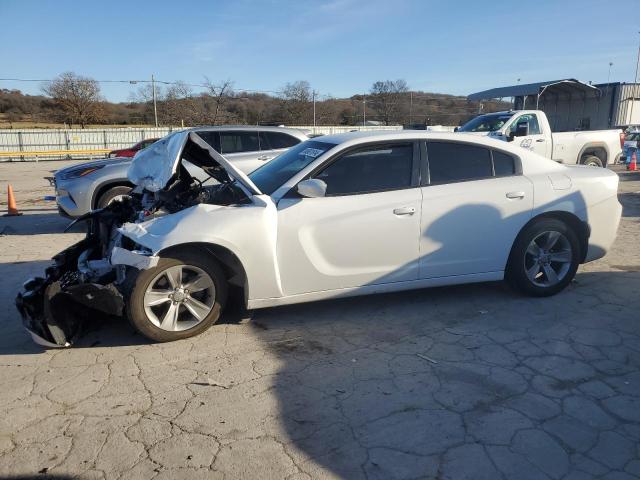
[300, 147, 325, 158]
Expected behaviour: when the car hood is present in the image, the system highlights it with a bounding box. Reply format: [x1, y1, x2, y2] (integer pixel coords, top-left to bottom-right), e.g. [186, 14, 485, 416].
[56, 157, 131, 176]
[127, 130, 262, 196]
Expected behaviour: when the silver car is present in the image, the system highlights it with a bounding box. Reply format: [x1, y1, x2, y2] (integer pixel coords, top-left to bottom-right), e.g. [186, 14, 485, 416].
[54, 126, 308, 217]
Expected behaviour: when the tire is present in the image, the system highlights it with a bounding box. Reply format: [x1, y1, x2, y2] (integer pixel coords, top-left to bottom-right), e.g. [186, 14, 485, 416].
[125, 247, 228, 342]
[581, 155, 603, 168]
[96, 185, 132, 209]
[506, 218, 581, 297]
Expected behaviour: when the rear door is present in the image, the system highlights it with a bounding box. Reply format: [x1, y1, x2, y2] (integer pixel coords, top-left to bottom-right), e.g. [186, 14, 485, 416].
[419, 141, 533, 278]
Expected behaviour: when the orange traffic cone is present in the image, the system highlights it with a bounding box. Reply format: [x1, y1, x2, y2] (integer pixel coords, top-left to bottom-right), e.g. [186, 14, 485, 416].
[4, 184, 22, 216]
[629, 151, 638, 171]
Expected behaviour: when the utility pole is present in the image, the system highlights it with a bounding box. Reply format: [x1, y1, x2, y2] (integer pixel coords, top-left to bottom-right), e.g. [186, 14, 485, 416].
[409, 91, 413, 126]
[151, 74, 158, 127]
[312, 90, 317, 129]
[363, 95, 367, 126]
[629, 33, 640, 126]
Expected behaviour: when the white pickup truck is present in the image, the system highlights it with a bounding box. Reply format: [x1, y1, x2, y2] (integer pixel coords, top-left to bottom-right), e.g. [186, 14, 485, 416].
[457, 110, 624, 167]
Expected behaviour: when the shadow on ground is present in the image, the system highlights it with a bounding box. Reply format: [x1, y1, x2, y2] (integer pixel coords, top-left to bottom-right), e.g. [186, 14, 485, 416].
[244, 270, 640, 478]
[0, 212, 85, 235]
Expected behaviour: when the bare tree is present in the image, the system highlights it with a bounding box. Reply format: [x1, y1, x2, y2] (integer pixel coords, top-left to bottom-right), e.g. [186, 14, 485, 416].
[164, 81, 195, 125]
[41, 72, 103, 127]
[280, 80, 312, 124]
[200, 78, 235, 125]
[369, 79, 409, 125]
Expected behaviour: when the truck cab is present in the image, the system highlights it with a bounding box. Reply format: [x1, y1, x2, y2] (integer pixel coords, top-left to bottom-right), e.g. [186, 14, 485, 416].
[457, 110, 623, 167]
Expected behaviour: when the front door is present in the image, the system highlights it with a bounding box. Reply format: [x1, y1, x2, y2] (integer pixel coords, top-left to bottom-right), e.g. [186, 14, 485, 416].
[277, 142, 422, 296]
[509, 113, 551, 157]
[419, 141, 534, 278]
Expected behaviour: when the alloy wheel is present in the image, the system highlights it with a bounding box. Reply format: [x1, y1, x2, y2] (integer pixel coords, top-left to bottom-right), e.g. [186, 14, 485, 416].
[523, 230, 573, 288]
[143, 265, 216, 331]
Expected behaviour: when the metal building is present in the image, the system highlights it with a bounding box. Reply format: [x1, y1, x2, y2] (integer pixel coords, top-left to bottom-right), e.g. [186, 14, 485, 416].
[468, 79, 640, 131]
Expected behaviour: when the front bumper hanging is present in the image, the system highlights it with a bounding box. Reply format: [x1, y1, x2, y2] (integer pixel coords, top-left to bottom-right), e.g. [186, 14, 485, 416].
[15, 240, 125, 348]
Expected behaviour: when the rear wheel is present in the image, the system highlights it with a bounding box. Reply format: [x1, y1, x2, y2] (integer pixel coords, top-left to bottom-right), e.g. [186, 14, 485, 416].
[125, 248, 227, 342]
[506, 218, 581, 297]
[96, 185, 132, 209]
[581, 155, 603, 168]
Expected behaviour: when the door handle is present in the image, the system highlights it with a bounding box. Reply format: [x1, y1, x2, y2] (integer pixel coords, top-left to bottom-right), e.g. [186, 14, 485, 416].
[393, 206, 416, 216]
[536, 138, 545, 142]
[506, 191, 525, 199]
[258, 155, 272, 161]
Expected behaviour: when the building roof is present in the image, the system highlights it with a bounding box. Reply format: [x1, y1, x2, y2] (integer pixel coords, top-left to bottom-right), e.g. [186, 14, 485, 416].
[468, 79, 600, 101]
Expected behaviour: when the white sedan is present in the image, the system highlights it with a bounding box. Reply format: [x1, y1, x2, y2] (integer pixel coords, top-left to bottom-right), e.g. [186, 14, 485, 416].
[17, 130, 622, 345]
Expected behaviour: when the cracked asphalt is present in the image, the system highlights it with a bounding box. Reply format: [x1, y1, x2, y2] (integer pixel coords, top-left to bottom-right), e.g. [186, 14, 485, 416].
[0, 161, 639, 479]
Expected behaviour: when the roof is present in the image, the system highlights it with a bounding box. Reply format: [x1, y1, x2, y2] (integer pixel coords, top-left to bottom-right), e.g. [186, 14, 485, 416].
[187, 125, 309, 138]
[310, 130, 519, 151]
[468, 79, 600, 101]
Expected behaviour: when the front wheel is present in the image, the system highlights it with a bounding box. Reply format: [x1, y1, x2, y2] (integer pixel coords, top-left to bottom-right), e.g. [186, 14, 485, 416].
[125, 248, 227, 342]
[506, 218, 581, 297]
[96, 185, 132, 209]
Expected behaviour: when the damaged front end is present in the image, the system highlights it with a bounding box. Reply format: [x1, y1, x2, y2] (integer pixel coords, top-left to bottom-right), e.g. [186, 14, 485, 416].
[16, 131, 260, 347]
[15, 199, 140, 347]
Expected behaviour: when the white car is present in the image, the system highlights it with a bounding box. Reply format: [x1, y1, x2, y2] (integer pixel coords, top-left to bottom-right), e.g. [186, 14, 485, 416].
[17, 130, 622, 346]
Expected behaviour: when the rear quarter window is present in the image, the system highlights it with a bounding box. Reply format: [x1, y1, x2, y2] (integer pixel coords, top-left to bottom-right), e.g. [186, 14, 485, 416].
[492, 150, 517, 176]
[261, 131, 301, 149]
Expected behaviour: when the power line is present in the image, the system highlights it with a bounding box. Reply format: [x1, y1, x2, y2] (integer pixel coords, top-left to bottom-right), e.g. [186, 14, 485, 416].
[0, 76, 286, 96]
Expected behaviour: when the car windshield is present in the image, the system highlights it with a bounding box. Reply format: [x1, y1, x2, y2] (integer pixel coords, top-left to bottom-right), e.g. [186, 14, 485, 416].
[248, 140, 336, 194]
[458, 113, 515, 132]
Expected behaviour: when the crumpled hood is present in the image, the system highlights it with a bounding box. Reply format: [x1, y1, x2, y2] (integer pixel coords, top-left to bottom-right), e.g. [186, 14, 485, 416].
[127, 130, 262, 196]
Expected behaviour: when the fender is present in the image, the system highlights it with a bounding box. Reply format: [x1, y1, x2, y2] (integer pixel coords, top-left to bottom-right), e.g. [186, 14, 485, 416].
[118, 200, 285, 300]
[577, 141, 609, 166]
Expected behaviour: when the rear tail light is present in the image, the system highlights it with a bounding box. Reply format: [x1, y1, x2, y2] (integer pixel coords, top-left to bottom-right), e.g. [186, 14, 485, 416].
[620, 132, 625, 149]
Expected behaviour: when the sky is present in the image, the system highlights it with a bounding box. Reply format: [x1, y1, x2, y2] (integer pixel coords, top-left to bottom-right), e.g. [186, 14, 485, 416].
[0, 0, 636, 102]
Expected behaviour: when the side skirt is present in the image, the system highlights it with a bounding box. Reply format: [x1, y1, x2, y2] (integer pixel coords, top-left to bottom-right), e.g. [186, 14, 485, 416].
[247, 271, 504, 309]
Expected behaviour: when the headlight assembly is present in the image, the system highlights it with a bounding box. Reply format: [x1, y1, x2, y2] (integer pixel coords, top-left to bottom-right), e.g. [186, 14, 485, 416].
[60, 165, 105, 180]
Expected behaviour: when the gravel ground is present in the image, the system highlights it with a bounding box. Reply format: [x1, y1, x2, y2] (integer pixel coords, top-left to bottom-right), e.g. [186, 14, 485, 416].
[0, 161, 639, 479]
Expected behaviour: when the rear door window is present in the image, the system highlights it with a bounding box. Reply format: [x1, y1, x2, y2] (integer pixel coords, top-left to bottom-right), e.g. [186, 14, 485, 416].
[219, 131, 260, 154]
[427, 142, 493, 184]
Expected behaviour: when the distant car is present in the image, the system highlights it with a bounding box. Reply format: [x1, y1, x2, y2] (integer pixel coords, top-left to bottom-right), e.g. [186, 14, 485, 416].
[108, 138, 159, 158]
[54, 126, 308, 218]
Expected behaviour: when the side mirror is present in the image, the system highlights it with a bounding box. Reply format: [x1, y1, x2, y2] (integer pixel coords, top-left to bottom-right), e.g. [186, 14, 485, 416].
[514, 121, 530, 137]
[297, 178, 327, 198]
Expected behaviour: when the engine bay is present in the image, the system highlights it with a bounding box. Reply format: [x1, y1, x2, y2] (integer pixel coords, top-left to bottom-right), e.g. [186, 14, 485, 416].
[16, 133, 253, 347]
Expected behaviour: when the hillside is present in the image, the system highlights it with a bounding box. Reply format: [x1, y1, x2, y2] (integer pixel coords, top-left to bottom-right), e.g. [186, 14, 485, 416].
[0, 87, 509, 129]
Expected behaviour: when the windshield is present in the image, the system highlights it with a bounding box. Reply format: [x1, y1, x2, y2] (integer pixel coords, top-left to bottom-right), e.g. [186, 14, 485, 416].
[249, 140, 336, 194]
[459, 113, 515, 132]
